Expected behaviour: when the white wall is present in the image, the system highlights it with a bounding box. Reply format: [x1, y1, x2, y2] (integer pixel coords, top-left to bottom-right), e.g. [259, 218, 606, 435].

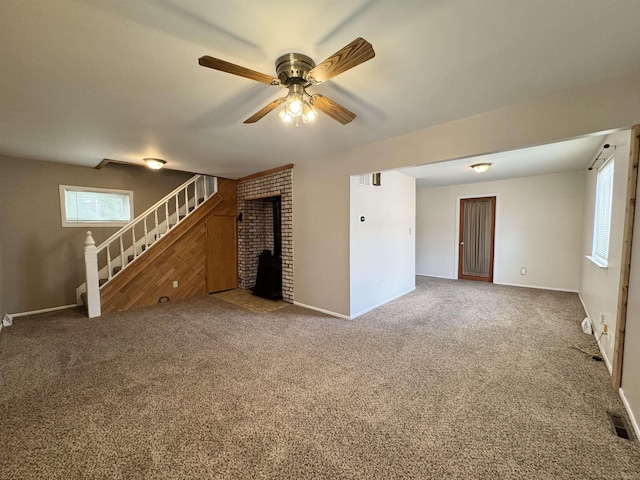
[416, 171, 584, 291]
[349, 172, 415, 318]
[292, 68, 640, 317]
[579, 130, 631, 370]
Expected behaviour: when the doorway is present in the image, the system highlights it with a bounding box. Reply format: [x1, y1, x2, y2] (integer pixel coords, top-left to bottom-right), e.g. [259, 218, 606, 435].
[206, 215, 238, 293]
[458, 196, 496, 282]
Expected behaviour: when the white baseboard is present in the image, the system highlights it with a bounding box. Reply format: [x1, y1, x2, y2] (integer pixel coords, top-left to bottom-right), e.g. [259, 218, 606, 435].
[349, 287, 416, 320]
[493, 281, 577, 293]
[416, 273, 455, 280]
[577, 292, 589, 320]
[619, 388, 640, 442]
[294, 287, 417, 320]
[293, 302, 350, 320]
[416, 276, 578, 293]
[597, 336, 613, 374]
[577, 293, 613, 374]
[0, 304, 81, 335]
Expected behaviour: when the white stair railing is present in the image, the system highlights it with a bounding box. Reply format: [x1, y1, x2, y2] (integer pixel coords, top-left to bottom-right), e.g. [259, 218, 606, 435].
[83, 175, 217, 317]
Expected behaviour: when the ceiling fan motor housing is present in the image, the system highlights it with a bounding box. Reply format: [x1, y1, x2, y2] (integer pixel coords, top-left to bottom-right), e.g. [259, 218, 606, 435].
[275, 53, 315, 86]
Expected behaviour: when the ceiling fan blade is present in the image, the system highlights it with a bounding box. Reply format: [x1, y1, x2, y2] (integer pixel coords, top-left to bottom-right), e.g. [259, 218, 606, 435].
[308, 37, 375, 84]
[199, 56, 277, 85]
[244, 96, 288, 123]
[310, 94, 356, 125]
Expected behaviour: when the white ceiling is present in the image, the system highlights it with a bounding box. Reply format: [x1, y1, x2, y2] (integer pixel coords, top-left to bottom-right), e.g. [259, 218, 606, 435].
[399, 134, 607, 188]
[2, 0, 640, 178]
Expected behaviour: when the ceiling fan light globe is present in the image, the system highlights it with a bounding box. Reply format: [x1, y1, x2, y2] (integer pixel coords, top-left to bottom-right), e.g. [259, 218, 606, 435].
[289, 99, 302, 115]
[278, 107, 293, 124]
[302, 104, 318, 123]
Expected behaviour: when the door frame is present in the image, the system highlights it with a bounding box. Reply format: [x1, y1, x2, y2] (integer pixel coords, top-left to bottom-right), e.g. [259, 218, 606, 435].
[613, 124, 640, 389]
[455, 194, 499, 282]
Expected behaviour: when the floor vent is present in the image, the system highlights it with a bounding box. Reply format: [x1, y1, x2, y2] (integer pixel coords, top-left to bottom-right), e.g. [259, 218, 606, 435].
[608, 411, 631, 440]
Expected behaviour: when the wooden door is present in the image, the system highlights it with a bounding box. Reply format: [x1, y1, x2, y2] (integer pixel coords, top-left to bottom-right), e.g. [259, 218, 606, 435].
[458, 196, 496, 282]
[206, 215, 237, 292]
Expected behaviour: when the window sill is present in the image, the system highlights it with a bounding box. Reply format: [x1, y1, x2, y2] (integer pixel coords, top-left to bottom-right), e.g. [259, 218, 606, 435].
[62, 221, 129, 228]
[586, 255, 608, 269]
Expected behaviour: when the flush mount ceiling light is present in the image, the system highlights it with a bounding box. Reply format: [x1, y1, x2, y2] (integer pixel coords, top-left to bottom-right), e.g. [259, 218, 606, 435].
[470, 163, 492, 173]
[144, 158, 166, 170]
[198, 38, 375, 126]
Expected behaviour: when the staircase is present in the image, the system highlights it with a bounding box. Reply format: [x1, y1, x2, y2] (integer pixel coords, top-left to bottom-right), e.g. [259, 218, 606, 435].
[81, 175, 218, 317]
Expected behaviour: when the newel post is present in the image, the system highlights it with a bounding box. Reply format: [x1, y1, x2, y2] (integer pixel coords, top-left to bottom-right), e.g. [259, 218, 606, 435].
[84, 231, 101, 318]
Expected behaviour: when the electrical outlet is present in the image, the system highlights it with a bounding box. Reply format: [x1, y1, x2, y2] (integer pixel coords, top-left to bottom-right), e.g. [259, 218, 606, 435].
[173, 280, 178, 288]
[520, 267, 527, 275]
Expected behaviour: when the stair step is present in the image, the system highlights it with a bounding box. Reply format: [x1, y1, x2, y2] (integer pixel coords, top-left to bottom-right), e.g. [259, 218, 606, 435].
[179, 215, 185, 220]
[99, 278, 108, 286]
[128, 255, 134, 263]
[199, 198, 204, 203]
[113, 266, 122, 275]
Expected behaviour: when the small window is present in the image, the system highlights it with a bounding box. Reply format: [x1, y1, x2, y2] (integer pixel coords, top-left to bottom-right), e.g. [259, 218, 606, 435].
[60, 185, 133, 227]
[590, 157, 614, 267]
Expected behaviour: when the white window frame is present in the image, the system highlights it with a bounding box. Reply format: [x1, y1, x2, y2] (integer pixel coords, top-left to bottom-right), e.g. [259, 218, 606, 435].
[59, 185, 134, 228]
[588, 156, 615, 268]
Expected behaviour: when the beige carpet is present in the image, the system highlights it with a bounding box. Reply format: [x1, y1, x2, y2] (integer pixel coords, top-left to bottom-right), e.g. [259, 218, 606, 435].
[1, 277, 639, 479]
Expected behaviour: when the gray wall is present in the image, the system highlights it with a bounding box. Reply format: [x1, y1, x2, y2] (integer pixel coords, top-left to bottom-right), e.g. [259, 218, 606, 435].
[0, 155, 192, 314]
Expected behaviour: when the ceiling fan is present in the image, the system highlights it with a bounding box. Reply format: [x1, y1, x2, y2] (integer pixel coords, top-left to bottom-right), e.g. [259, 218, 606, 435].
[198, 37, 375, 126]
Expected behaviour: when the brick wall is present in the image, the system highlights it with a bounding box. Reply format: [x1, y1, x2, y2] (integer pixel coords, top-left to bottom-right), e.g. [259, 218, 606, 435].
[237, 168, 293, 303]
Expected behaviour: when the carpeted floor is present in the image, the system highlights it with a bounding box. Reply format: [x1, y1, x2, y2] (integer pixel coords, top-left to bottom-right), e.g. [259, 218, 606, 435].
[1, 276, 639, 479]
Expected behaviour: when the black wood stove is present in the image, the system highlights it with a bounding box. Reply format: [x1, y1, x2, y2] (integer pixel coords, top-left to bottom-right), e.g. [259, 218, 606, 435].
[252, 197, 282, 300]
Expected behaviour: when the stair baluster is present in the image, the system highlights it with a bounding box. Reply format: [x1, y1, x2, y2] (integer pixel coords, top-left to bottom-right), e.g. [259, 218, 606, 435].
[132, 228, 136, 260]
[107, 246, 112, 281]
[143, 218, 148, 249]
[175, 193, 179, 225]
[165, 201, 170, 234]
[119, 236, 125, 270]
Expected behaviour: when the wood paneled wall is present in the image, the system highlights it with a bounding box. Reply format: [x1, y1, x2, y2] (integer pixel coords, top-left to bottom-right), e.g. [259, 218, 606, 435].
[100, 178, 237, 315]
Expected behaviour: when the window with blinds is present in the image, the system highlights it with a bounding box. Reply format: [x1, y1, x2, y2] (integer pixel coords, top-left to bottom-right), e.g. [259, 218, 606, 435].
[591, 157, 614, 267]
[59, 185, 134, 227]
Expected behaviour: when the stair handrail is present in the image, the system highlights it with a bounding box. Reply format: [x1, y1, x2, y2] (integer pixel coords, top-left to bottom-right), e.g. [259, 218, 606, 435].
[95, 174, 209, 254]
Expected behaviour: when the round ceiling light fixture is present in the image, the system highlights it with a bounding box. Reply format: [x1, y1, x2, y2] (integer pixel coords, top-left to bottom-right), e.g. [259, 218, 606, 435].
[470, 163, 492, 173]
[144, 158, 167, 170]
